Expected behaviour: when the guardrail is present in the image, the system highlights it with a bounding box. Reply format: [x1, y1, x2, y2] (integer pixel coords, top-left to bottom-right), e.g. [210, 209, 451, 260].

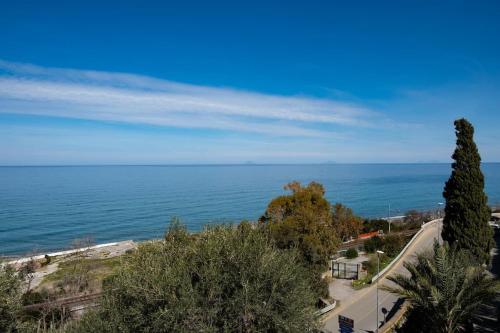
[379, 301, 409, 332]
[315, 300, 337, 316]
[371, 218, 440, 283]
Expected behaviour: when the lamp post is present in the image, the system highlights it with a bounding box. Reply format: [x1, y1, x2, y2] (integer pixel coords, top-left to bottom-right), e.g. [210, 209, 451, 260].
[437, 202, 444, 241]
[437, 202, 444, 218]
[376, 250, 384, 333]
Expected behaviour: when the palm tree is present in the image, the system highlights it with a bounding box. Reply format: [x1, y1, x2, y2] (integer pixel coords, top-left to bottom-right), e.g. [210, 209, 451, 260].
[383, 243, 497, 333]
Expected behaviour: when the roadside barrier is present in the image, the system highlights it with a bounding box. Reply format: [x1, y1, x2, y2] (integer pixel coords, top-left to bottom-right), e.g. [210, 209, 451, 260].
[379, 300, 409, 332]
[315, 300, 337, 316]
[371, 218, 440, 283]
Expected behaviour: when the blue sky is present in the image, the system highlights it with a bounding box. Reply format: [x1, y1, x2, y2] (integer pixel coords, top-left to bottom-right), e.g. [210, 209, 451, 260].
[1, 0, 500, 165]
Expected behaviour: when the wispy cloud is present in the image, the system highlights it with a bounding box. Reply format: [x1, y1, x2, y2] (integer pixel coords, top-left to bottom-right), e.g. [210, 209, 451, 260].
[0, 60, 380, 137]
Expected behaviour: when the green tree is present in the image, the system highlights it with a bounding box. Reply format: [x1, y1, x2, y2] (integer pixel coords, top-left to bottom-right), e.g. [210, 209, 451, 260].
[442, 118, 493, 263]
[332, 203, 362, 242]
[72, 224, 319, 332]
[345, 248, 358, 259]
[260, 181, 339, 268]
[0, 265, 23, 332]
[384, 243, 497, 333]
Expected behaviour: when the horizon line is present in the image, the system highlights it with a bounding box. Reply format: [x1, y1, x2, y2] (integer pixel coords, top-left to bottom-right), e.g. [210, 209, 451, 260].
[1, 161, 500, 167]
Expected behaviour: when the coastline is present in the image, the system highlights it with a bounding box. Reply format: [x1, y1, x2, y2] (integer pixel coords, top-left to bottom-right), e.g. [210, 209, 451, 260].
[1, 213, 430, 259]
[2, 240, 137, 267]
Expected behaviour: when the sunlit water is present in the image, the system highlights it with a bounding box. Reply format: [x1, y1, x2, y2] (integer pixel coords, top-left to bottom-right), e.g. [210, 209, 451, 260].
[1, 163, 499, 255]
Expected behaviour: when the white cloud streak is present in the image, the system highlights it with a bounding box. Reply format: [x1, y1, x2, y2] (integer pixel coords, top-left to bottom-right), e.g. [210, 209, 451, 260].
[0, 60, 379, 137]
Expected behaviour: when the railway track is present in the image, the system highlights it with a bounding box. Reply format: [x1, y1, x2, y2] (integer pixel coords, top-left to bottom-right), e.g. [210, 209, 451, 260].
[338, 229, 418, 251]
[23, 292, 102, 312]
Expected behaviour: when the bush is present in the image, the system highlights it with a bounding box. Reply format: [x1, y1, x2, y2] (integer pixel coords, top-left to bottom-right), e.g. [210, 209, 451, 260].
[403, 210, 432, 229]
[307, 268, 330, 300]
[42, 254, 51, 266]
[0, 265, 22, 332]
[345, 248, 358, 259]
[364, 236, 383, 253]
[364, 253, 389, 275]
[72, 224, 320, 332]
[362, 219, 389, 233]
[382, 234, 405, 257]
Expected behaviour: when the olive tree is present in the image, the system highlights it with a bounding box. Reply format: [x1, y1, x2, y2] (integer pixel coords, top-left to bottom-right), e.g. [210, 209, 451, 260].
[0, 265, 23, 332]
[72, 224, 319, 332]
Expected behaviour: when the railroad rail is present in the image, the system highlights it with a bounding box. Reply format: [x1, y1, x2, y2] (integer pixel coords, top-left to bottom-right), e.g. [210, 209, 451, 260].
[23, 292, 102, 312]
[338, 229, 418, 251]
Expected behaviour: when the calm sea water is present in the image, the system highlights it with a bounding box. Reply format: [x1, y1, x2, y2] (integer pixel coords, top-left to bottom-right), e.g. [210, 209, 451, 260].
[1, 163, 499, 256]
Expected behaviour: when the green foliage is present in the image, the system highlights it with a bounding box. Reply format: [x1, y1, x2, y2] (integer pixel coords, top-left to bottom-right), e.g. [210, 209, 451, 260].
[364, 234, 408, 256]
[19, 259, 37, 292]
[42, 255, 51, 267]
[442, 118, 493, 264]
[345, 248, 358, 259]
[164, 216, 191, 244]
[385, 243, 498, 333]
[363, 212, 427, 235]
[403, 210, 431, 229]
[260, 181, 339, 268]
[21, 289, 55, 307]
[332, 203, 363, 241]
[306, 268, 330, 300]
[41, 256, 122, 291]
[363, 236, 383, 253]
[0, 265, 22, 332]
[381, 234, 405, 257]
[21, 290, 72, 331]
[363, 252, 388, 275]
[71, 224, 319, 332]
[362, 219, 389, 233]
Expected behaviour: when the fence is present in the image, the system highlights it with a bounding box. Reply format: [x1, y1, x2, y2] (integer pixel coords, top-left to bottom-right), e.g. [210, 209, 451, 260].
[332, 262, 362, 279]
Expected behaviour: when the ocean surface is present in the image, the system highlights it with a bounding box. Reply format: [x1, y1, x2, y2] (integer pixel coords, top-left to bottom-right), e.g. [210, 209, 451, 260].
[1, 163, 500, 256]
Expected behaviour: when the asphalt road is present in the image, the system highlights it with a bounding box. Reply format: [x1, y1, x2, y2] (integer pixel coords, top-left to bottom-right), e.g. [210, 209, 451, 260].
[323, 220, 442, 333]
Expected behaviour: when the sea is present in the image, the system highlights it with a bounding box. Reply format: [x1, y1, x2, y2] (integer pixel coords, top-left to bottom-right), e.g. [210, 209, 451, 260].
[1, 163, 499, 256]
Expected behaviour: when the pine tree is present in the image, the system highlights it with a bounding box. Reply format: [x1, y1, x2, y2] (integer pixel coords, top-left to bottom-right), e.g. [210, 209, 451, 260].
[442, 118, 493, 264]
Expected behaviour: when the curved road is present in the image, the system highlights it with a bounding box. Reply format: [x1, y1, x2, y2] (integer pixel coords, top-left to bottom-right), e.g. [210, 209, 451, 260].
[323, 220, 442, 333]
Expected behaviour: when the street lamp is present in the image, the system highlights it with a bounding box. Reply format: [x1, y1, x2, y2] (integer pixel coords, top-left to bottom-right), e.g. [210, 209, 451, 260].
[437, 202, 444, 218]
[437, 202, 444, 241]
[376, 250, 384, 333]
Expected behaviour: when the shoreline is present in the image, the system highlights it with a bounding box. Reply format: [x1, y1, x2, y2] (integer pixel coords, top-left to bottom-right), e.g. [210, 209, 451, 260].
[2, 240, 137, 267]
[1, 212, 439, 259]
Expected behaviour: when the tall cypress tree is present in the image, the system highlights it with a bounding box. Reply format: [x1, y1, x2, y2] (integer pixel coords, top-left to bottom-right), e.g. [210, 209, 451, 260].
[442, 118, 493, 264]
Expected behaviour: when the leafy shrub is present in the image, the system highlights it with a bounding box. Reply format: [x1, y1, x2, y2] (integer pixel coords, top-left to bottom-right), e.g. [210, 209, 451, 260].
[364, 253, 389, 275]
[403, 210, 432, 229]
[41, 254, 51, 266]
[382, 234, 405, 257]
[362, 219, 389, 233]
[0, 265, 22, 332]
[72, 224, 320, 332]
[364, 236, 383, 253]
[345, 248, 358, 259]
